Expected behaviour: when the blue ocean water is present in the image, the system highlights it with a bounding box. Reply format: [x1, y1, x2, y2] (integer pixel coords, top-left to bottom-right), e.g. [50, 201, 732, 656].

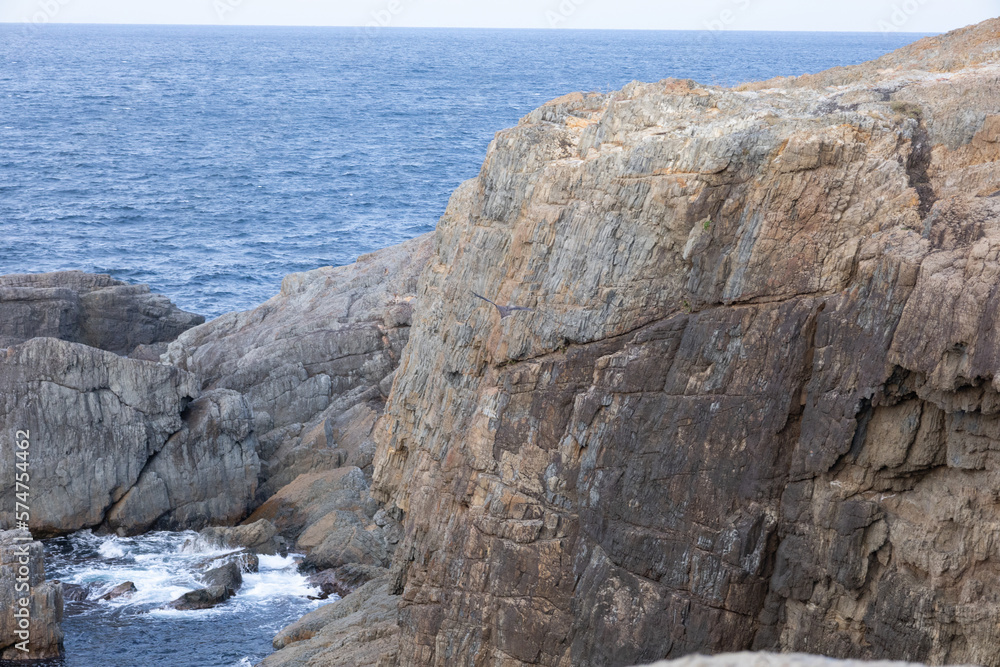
[0, 25, 926, 319]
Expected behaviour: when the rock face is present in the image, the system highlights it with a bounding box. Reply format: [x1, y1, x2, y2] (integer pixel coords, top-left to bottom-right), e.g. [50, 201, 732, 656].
[164, 233, 433, 501]
[247, 467, 393, 571]
[332, 18, 1000, 667]
[0, 530, 63, 661]
[0, 338, 257, 536]
[259, 577, 400, 667]
[0, 271, 203, 355]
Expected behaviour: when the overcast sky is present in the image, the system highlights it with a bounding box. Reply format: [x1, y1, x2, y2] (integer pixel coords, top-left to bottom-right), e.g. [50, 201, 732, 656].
[0, 0, 996, 32]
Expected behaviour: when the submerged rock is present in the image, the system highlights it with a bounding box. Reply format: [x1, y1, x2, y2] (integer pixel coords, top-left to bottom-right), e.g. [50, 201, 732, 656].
[97, 581, 136, 601]
[0, 271, 203, 356]
[0, 530, 63, 661]
[198, 519, 288, 557]
[167, 556, 246, 611]
[167, 585, 232, 611]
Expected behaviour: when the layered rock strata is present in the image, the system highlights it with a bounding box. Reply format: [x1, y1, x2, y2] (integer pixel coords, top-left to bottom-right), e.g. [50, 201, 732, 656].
[164, 233, 433, 501]
[0, 271, 203, 356]
[0, 338, 257, 536]
[340, 18, 1000, 667]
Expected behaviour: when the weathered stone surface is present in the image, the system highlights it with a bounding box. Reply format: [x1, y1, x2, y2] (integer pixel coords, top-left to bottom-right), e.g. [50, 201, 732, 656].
[0, 338, 257, 536]
[97, 581, 136, 601]
[323, 18, 1000, 667]
[103, 388, 259, 535]
[260, 578, 399, 667]
[0, 338, 198, 535]
[199, 519, 288, 556]
[167, 585, 232, 611]
[0, 530, 63, 660]
[0, 271, 203, 355]
[246, 468, 391, 571]
[164, 234, 433, 501]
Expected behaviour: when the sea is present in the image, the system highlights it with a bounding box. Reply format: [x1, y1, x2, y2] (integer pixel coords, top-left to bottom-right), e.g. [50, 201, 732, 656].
[0, 24, 926, 667]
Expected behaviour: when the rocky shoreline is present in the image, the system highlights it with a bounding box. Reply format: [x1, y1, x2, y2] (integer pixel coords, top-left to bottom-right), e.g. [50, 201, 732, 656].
[4, 16, 1000, 667]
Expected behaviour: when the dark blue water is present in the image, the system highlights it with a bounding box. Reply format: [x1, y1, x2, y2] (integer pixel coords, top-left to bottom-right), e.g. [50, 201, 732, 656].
[0, 25, 926, 318]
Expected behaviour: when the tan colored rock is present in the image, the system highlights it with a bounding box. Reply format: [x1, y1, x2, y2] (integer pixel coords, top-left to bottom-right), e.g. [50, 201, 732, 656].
[331, 17, 1000, 667]
[246, 468, 390, 570]
[260, 578, 399, 667]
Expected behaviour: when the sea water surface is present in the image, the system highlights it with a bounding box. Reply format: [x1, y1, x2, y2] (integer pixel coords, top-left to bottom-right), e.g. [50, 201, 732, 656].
[0, 25, 925, 319]
[43, 531, 324, 667]
[0, 24, 929, 667]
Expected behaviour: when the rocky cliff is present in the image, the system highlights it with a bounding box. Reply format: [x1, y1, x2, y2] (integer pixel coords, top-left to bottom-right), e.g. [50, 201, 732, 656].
[337, 18, 1000, 667]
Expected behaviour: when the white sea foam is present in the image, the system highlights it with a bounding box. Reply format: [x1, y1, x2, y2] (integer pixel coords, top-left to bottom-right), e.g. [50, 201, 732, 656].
[49, 530, 322, 615]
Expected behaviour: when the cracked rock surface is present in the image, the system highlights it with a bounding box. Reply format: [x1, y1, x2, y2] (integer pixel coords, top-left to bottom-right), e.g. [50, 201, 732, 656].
[348, 19, 1000, 667]
[0, 271, 203, 356]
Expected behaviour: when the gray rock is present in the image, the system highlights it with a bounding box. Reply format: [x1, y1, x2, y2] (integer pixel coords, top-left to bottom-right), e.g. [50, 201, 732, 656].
[163, 234, 433, 501]
[260, 578, 399, 667]
[61, 583, 90, 603]
[202, 561, 242, 597]
[0, 271, 203, 356]
[0, 338, 198, 535]
[0, 530, 63, 660]
[635, 656, 970, 667]
[167, 585, 232, 611]
[97, 581, 136, 601]
[198, 519, 287, 556]
[0, 339, 257, 536]
[103, 389, 259, 536]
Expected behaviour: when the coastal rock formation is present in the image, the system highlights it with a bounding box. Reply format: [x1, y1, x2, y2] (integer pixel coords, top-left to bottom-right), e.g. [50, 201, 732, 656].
[0, 271, 203, 356]
[164, 233, 433, 501]
[324, 17, 1000, 667]
[199, 519, 288, 556]
[103, 389, 259, 535]
[0, 530, 63, 661]
[0, 338, 256, 536]
[247, 467, 393, 571]
[259, 577, 400, 667]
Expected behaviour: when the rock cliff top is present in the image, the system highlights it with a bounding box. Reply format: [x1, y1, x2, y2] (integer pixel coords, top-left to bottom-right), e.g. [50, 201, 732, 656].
[357, 16, 1000, 667]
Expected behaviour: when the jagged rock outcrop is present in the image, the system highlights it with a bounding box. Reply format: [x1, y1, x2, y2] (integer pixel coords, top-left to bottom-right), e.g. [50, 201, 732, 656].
[164, 233, 433, 502]
[259, 577, 400, 667]
[0, 271, 203, 355]
[0, 338, 257, 536]
[104, 388, 260, 535]
[247, 467, 394, 571]
[289, 18, 1000, 667]
[0, 530, 63, 660]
